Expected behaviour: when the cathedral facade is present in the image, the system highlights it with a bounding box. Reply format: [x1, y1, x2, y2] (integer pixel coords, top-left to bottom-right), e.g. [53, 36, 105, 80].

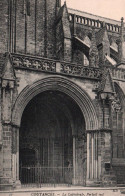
[0, 0, 125, 190]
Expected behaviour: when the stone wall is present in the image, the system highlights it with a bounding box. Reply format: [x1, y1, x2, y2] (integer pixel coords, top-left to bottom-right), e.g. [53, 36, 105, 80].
[0, 0, 57, 57]
[0, 0, 8, 53]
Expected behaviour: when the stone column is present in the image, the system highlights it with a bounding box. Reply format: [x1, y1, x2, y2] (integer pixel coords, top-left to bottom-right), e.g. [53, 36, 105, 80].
[0, 80, 3, 177]
[72, 135, 76, 185]
[86, 131, 102, 186]
[0, 79, 16, 189]
[72, 134, 86, 186]
[75, 135, 86, 186]
[87, 133, 90, 179]
[101, 130, 117, 187]
[12, 125, 21, 188]
[87, 129, 115, 187]
[2, 80, 12, 180]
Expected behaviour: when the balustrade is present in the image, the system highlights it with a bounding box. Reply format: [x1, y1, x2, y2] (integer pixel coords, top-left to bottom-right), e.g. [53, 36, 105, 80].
[11, 54, 102, 80]
[12, 54, 56, 72]
[11, 54, 125, 81]
[109, 67, 125, 81]
[60, 63, 102, 79]
[69, 13, 120, 33]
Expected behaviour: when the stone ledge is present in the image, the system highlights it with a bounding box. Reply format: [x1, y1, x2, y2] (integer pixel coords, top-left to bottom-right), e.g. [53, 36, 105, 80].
[0, 187, 122, 196]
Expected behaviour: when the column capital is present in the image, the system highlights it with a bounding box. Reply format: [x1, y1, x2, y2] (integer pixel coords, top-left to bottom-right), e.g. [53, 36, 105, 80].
[11, 123, 20, 129]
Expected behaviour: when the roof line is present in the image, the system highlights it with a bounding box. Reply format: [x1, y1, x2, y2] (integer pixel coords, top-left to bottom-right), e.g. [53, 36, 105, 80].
[68, 7, 121, 24]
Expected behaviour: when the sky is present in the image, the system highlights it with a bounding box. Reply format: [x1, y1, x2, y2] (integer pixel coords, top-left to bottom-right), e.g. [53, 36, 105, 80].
[61, 0, 125, 21]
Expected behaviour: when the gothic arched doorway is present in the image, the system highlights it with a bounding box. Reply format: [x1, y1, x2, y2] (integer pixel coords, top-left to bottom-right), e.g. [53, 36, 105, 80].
[19, 90, 86, 185]
[12, 76, 99, 186]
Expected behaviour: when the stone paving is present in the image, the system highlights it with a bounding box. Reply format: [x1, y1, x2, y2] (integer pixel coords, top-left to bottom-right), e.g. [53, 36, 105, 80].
[0, 187, 125, 196]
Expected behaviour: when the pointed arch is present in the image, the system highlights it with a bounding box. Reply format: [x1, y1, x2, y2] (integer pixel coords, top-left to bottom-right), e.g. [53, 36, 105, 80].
[12, 76, 99, 131]
[114, 82, 125, 106]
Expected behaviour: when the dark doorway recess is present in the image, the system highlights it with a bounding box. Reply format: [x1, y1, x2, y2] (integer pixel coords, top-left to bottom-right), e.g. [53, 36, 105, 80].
[19, 90, 85, 185]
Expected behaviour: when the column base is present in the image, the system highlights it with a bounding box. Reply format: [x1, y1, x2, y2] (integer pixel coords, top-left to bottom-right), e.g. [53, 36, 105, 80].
[0, 177, 21, 190]
[86, 179, 101, 187]
[0, 177, 13, 190]
[72, 178, 79, 185]
[72, 177, 85, 186]
[13, 180, 21, 189]
[101, 170, 117, 187]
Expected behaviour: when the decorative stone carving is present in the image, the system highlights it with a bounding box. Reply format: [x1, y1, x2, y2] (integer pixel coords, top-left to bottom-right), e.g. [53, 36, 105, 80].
[11, 54, 102, 80]
[61, 63, 102, 79]
[11, 53, 125, 81]
[110, 93, 121, 112]
[12, 55, 56, 72]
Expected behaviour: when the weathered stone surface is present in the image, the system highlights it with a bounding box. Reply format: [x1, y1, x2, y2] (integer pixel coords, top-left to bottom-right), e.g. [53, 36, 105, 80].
[0, 0, 125, 190]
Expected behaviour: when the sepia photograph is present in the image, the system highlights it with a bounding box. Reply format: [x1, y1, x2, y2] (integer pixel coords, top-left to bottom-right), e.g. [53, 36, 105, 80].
[0, 0, 125, 195]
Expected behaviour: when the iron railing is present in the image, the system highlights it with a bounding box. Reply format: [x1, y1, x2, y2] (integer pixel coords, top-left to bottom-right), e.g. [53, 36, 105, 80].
[20, 166, 73, 187]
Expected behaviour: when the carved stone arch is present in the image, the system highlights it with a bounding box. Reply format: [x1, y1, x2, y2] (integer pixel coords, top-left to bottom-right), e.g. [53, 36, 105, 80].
[112, 82, 125, 159]
[73, 48, 89, 66]
[114, 82, 125, 107]
[73, 35, 90, 65]
[12, 76, 99, 131]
